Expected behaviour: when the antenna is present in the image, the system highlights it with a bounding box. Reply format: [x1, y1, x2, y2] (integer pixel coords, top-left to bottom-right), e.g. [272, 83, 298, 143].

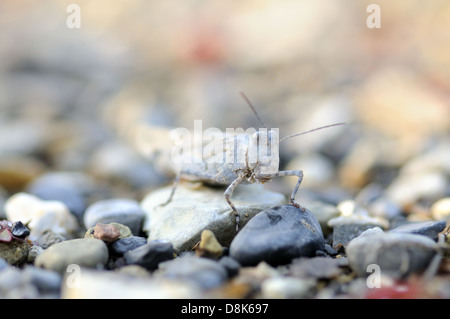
[280, 122, 346, 142]
[239, 92, 266, 129]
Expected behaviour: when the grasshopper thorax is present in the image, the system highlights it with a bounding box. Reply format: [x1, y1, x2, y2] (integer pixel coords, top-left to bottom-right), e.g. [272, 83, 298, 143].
[247, 129, 280, 182]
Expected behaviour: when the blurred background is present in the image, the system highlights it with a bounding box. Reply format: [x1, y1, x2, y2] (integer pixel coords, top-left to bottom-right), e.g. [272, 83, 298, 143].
[0, 0, 449, 216]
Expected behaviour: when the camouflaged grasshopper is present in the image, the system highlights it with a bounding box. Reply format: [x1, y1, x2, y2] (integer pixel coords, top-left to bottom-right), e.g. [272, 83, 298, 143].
[163, 92, 345, 231]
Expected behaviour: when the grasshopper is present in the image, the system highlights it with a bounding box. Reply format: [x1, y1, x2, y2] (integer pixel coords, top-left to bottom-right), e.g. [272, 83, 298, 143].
[162, 92, 345, 232]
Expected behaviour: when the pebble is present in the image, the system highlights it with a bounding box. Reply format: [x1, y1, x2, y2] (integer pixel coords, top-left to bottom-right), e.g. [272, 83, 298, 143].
[431, 197, 450, 222]
[157, 255, 228, 290]
[93, 223, 121, 243]
[218, 256, 241, 278]
[328, 200, 389, 248]
[386, 172, 447, 208]
[389, 220, 447, 241]
[195, 229, 223, 259]
[229, 205, 325, 266]
[260, 276, 316, 299]
[36, 230, 66, 249]
[21, 266, 62, 294]
[0, 258, 8, 271]
[141, 183, 285, 252]
[27, 245, 44, 263]
[289, 256, 343, 279]
[346, 227, 441, 279]
[35, 238, 109, 273]
[26, 171, 92, 223]
[124, 240, 174, 271]
[109, 236, 148, 257]
[0, 264, 62, 299]
[4, 192, 79, 241]
[0, 240, 31, 266]
[85, 222, 132, 240]
[11, 221, 30, 239]
[61, 268, 200, 299]
[306, 201, 340, 236]
[328, 215, 388, 248]
[84, 198, 145, 235]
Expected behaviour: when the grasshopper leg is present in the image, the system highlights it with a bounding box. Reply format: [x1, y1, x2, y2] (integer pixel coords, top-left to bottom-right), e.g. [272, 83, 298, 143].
[224, 173, 246, 232]
[158, 173, 181, 207]
[276, 170, 305, 212]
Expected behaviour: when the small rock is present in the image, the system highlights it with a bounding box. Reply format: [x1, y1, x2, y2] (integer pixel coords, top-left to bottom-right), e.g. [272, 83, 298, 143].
[61, 268, 200, 299]
[195, 229, 223, 259]
[328, 213, 389, 248]
[36, 230, 66, 249]
[346, 227, 441, 279]
[0, 258, 8, 271]
[85, 222, 132, 240]
[389, 220, 447, 241]
[289, 256, 343, 279]
[84, 198, 145, 235]
[431, 197, 450, 222]
[11, 221, 30, 239]
[35, 238, 109, 273]
[0, 229, 12, 242]
[141, 183, 285, 252]
[26, 171, 92, 223]
[22, 266, 62, 293]
[0, 240, 31, 266]
[124, 240, 174, 271]
[157, 255, 228, 290]
[94, 223, 121, 243]
[218, 256, 241, 278]
[260, 276, 316, 299]
[109, 236, 148, 257]
[4, 192, 79, 241]
[229, 205, 325, 266]
[386, 172, 447, 208]
[306, 201, 340, 236]
[27, 245, 44, 264]
[116, 265, 150, 278]
[367, 197, 402, 220]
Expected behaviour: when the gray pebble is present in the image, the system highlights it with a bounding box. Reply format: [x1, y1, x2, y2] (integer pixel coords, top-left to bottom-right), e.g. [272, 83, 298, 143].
[218, 256, 241, 278]
[124, 240, 174, 271]
[229, 205, 325, 266]
[328, 214, 388, 248]
[346, 227, 441, 279]
[84, 198, 145, 235]
[22, 266, 62, 293]
[109, 236, 148, 257]
[141, 183, 285, 252]
[0, 258, 9, 271]
[158, 255, 228, 290]
[289, 256, 343, 279]
[389, 220, 447, 241]
[35, 238, 109, 273]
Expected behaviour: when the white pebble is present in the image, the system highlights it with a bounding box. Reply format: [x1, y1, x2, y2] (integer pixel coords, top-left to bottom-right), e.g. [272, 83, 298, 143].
[4, 192, 78, 241]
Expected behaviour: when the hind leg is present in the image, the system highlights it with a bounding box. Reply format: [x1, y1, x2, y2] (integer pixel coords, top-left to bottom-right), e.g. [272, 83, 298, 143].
[276, 170, 305, 211]
[224, 173, 246, 232]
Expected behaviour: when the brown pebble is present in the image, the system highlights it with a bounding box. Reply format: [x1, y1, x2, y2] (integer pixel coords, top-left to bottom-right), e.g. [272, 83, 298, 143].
[94, 223, 121, 244]
[195, 229, 223, 259]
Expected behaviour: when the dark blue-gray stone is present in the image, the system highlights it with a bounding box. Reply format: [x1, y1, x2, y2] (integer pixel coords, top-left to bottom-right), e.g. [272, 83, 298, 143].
[229, 205, 325, 266]
[109, 236, 148, 257]
[124, 240, 174, 271]
[11, 221, 30, 239]
[389, 220, 447, 241]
